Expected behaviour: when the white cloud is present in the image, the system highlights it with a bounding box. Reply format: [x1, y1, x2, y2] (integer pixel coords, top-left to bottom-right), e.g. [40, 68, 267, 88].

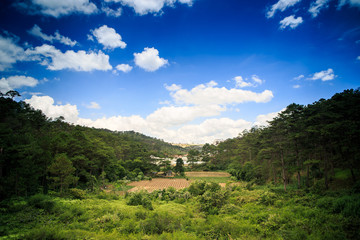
[267, 0, 302, 18]
[105, 0, 194, 15]
[116, 64, 133, 73]
[338, 0, 360, 9]
[26, 79, 275, 143]
[279, 15, 303, 29]
[252, 75, 264, 85]
[134, 47, 168, 71]
[25, 44, 112, 71]
[310, 68, 336, 81]
[165, 83, 182, 91]
[293, 84, 301, 88]
[294, 74, 304, 80]
[357, 56, 360, 60]
[20, 0, 98, 17]
[0, 35, 25, 71]
[28, 25, 77, 47]
[309, 0, 330, 17]
[233, 76, 253, 88]
[25, 95, 80, 123]
[253, 109, 284, 127]
[91, 25, 126, 49]
[168, 81, 273, 106]
[233, 75, 264, 88]
[87, 101, 101, 109]
[169, 118, 252, 144]
[102, 6, 122, 17]
[0, 75, 39, 93]
[146, 105, 226, 127]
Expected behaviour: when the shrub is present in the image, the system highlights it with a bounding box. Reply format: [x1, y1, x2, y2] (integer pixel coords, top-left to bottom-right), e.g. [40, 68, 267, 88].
[199, 189, 229, 214]
[188, 181, 207, 196]
[68, 188, 87, 199]
[259, 191, 277, 206]
[127, 191, 153, 210]
[140, 212, 180, 235]
[333, 195, 360, 218]
[28, 194, 55, 213]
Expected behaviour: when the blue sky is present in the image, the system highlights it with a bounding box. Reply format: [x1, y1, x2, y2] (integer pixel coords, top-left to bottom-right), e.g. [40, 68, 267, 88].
[0, 0, 359, 143]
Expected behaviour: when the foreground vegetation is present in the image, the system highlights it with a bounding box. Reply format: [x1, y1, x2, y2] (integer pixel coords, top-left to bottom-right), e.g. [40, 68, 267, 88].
[1, 180, 359, 239]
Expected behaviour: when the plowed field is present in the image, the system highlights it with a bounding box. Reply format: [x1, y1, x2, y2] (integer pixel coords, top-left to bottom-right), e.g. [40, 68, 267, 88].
[128, 178, 191, 192]
[127, 172, 231, 192]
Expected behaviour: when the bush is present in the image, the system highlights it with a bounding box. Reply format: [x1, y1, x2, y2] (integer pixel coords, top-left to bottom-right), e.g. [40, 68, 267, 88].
[140, 212, 181, 235]
[28, 194, 55, 213]
[199, 189, 229, 214]
[188, 181, 206, 196]
[259, 191, 277, 206]
[333, 195, 360, 218]
[68, 188, 87, 199]
[127, 191, 153, 210]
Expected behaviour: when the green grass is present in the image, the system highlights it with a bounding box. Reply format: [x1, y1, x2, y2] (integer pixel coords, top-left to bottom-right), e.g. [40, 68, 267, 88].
[187, 176, 231, 183]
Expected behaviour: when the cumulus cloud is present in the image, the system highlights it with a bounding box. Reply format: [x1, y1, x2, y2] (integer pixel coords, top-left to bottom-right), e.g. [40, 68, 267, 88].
[25, 94, 263, 143]
[134, 47, 168, 71]
[90, 25, 126, 49]
[25, 44, 112, 71]
[167, 81, 274, 106]
[28, 24, 77, 47]
[267, 0, 302, 18]
[16, 0, 98, 17]
[165, 83, 182, 91]
[25, 95, 80, 123]
[233, 76, 253, 88]
[309, 0, 330, 17]
[116, 64, 133, 73]
[104, 0, 194, 15]
[102, 6, 122, 17]
[146, 105, 226, 127]
[293, 84, 301, 88]
[26, 79, 275, 143]
[310, 68, 336, 81]
[0, 75, 39, 93]
[0, 35, 25, 71]
[279, 15, 303, 29]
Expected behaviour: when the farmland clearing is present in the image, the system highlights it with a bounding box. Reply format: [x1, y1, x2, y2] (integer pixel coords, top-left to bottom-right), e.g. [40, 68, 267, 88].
[127, 171, 231, 192]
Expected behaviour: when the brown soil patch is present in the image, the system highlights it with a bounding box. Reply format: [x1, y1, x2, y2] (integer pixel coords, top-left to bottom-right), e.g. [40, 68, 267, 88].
[127, 178, 191, 193]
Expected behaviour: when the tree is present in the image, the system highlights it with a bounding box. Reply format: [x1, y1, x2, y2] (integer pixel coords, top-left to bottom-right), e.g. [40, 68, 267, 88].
[48, 154, 78, 194]
[174, 158, 185, 175]
[187, 149, 200, 168]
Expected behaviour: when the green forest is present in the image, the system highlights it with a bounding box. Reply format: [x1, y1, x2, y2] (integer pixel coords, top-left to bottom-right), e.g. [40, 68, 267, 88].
[1, 89, 360, 239]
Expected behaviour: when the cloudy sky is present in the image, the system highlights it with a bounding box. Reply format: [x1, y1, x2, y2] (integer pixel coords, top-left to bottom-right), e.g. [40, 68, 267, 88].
[0, 0, 359, 144]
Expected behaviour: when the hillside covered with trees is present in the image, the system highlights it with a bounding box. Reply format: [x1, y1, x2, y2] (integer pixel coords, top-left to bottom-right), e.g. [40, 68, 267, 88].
[0, 92, 186, 199]
[196, 88, 360, 192]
